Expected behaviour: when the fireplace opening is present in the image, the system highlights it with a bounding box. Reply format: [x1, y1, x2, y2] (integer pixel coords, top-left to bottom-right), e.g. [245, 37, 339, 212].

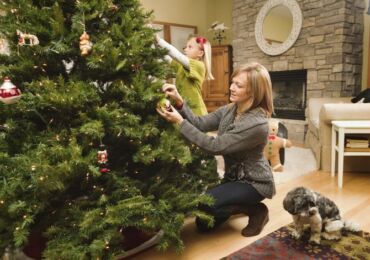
[270, 69, 307, 120]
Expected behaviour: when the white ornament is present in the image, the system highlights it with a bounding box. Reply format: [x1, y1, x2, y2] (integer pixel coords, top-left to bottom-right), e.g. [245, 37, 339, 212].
[0, 38, 10, 55]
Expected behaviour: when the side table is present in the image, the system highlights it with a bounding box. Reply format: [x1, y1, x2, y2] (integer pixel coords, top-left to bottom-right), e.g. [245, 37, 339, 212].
[331, 120, 370, 188]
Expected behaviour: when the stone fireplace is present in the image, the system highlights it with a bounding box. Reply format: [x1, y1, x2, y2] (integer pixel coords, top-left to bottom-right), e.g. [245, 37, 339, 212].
[232, 0, 365, 143]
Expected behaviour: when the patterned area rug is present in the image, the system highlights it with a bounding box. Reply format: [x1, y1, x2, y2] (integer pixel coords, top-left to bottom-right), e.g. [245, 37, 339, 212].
[222, 224, 370, 260]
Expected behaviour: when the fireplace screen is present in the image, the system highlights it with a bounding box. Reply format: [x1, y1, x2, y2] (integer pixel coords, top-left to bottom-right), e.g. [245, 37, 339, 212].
[270, 70, 307, 120]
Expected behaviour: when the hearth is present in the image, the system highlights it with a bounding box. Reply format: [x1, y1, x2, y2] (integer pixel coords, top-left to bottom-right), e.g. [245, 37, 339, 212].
[270, 70, 307, 120]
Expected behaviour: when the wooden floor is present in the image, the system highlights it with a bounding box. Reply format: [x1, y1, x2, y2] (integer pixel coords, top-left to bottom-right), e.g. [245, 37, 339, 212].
[132, 170, 370, 260]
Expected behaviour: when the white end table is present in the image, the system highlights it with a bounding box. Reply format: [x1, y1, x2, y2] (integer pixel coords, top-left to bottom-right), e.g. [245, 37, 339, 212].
[331, 120, 370, 188]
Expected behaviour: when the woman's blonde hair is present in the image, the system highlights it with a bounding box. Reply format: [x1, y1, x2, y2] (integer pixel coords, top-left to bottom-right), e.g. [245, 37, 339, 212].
[231, 62, 274, 117]
[192, 36, 214, 80]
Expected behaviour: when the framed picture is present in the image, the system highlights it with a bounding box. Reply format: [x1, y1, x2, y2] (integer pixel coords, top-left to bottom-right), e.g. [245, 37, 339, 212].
[153, 21, 197, 51]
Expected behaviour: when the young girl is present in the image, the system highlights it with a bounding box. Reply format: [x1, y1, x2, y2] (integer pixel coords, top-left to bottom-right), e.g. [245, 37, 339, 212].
[156, 35, 213, 115]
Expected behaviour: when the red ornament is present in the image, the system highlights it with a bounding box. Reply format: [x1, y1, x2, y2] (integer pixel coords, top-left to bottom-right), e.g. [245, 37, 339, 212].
[0, 77, 22, 104]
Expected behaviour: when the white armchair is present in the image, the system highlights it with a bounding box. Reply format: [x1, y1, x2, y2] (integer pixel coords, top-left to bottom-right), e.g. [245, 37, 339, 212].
[305, 97, 370, 172]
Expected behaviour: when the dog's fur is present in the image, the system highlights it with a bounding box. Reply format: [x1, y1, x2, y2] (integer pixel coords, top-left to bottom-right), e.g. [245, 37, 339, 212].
[283, 187, 360, 244]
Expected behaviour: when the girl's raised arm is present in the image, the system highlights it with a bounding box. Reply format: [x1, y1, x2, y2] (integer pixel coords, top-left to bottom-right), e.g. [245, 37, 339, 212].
[157, 37, 189, 69]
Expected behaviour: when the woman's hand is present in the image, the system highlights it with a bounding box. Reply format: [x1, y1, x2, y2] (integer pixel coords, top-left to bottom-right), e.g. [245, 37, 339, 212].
[162, 83, 183, 108]
[156, 105, 184, 125]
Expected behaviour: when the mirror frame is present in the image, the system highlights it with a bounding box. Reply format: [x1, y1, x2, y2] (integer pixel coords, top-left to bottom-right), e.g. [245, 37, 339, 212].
[255, 0, 302, 56]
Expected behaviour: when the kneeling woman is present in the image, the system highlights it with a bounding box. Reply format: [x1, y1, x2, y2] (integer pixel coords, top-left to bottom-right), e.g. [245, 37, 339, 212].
[157, 62, 276, 236]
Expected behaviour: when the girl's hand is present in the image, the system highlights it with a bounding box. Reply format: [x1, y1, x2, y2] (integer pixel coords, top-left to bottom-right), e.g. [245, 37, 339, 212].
[162, 83, 183, 108]
[156, 105, 184, 124]
[155, 33, 161, 44]
[145, 24, 160, 44]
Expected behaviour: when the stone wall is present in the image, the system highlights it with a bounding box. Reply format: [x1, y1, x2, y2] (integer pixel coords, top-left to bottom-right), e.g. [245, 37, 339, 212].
[232, 0, 365, 143]
[232, 0, 365, 99]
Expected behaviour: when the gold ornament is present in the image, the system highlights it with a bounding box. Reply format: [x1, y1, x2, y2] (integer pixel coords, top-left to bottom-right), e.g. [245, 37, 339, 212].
[79, 31, 92, 56]
[158, 98, 172, 112]
[109, 4, 119, 12]
[17, 30, 39, 46]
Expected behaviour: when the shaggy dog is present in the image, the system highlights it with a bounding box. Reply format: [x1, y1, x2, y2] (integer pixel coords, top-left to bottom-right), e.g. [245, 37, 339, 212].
[283, 187, 360, 244]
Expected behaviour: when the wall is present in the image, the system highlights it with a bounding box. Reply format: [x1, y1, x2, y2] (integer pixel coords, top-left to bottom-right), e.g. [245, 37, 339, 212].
[204, 0, 233, 45]
[362, 0, 370, 89]
[140, 0, 233, 46]
[141, 0, 207, 37]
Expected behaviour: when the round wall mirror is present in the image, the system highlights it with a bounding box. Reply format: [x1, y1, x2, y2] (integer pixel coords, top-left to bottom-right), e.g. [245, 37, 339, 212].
[255, 0, 302, 56]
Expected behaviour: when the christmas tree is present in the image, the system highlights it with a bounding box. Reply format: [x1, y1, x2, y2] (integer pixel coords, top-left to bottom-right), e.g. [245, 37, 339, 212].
[0, 1, 218, 258]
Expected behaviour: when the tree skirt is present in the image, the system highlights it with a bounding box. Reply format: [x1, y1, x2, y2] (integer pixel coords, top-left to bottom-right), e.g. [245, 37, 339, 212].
[222, 224, 370, 260]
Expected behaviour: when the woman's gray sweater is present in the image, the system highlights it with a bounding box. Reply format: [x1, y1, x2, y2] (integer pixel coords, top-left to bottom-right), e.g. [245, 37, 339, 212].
[179, 103, 276, 199]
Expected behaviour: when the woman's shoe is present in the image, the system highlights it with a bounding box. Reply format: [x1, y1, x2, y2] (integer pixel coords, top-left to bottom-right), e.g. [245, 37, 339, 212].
[241, 202, 269, 237]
